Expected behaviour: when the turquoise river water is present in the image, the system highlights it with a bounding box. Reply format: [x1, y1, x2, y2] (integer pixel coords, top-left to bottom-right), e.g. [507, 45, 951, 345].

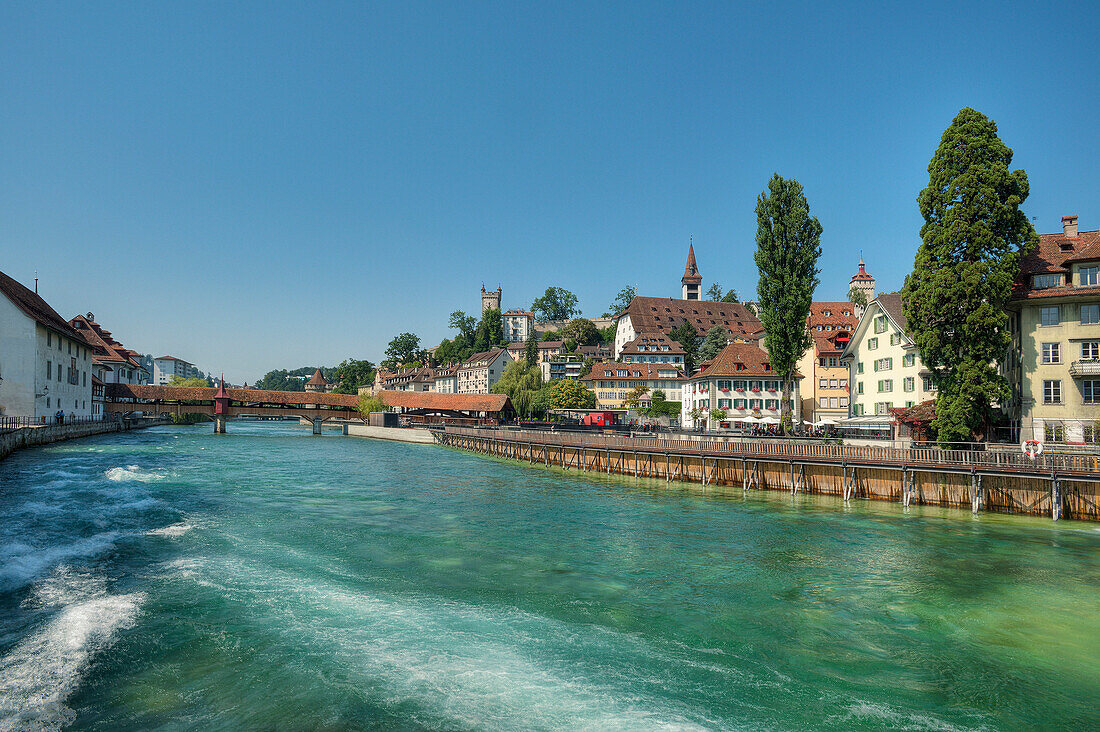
[0, 423, 1098, 730]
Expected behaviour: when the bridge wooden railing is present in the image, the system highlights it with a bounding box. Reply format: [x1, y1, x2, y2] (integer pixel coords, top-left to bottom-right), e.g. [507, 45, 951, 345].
[437, 426, 1100, 478]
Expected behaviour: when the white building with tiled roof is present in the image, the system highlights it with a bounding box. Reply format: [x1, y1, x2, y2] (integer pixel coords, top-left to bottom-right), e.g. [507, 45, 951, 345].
[681, 343, 801, 431]
[457, 348, 513, 394]
[0, 270, 94, 419]
[840, 293, 936, 428]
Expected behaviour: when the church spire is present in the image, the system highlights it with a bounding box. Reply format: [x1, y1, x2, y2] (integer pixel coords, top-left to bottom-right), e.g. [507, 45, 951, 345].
[682, 239, 702, 300]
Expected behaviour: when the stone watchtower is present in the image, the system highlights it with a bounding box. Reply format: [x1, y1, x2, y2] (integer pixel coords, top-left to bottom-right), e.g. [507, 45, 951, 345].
[681, 242, 702, 300]
[305, 368, 330, 393]
[481, 284, 502, 314]
[849, 253, 876, 318]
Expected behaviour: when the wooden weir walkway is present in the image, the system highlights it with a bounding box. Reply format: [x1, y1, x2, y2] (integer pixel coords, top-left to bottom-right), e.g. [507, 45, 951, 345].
[433, 426, 1100, 522]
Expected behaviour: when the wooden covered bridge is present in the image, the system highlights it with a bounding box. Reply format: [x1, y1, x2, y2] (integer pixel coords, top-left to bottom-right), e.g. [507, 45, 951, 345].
[105, 383, 362, 433]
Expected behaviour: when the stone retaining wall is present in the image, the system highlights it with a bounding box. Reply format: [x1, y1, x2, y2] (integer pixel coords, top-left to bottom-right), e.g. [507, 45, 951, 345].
[0, 418, 171, 462]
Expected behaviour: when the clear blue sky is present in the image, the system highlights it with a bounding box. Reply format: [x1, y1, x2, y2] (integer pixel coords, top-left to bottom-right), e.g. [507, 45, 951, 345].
[2, 2, 1097, 383]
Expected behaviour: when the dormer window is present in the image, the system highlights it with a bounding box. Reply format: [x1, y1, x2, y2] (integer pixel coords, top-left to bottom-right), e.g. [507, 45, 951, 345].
[1081, 266, 1098, 286]
[1033, 273, 1063, 289]
[822, 310, 831, 316]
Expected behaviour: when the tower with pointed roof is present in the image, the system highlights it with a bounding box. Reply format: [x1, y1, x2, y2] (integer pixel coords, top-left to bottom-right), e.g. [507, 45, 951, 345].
[848, 253, 876, 317]
[681, 241, 702, 300]
[305, 368, 330, 393]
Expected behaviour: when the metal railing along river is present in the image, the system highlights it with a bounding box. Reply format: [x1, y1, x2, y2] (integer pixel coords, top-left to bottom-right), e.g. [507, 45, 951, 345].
[436, 425, 1100, 479]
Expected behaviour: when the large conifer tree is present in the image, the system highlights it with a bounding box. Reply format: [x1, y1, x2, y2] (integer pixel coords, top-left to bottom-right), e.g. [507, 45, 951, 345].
[903, 108, 1038, 444]
[754, 174, 821, 434]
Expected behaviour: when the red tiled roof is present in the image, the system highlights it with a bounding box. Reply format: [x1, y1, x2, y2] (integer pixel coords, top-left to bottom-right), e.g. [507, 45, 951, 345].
[70, 313, 145, 371]
[378, 390, 513, 414]
[850, 256, 874, 282]
[0, 270, 84, 340]
[1013, 226, 1100, 300]
[619, 332, 686, 355]
[617, 297, 763, 339]
[692, 343, 800, 379]
[891, 399, 935, 423]
[306, 368, 329, 386]
[807, 302, 857, 356]
[581, 361, 685, 382]
[461, 348, 509, 368]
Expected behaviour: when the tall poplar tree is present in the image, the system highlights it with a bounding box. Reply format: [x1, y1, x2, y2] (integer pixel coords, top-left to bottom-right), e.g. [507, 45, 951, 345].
[903, 108, 1038, 445]
[754, 174, 822, 434]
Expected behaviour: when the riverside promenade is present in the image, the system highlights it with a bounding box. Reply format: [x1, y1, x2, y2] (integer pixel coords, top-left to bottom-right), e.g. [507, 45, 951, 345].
[434, 426, 1100, 521]
[0, 415, 171, 462]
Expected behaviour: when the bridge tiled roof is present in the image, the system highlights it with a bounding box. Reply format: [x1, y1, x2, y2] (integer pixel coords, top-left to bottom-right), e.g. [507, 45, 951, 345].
[107, 383, 359, 407]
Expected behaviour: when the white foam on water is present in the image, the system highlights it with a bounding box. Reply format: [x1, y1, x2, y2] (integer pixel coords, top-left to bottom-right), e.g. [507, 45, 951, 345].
[0, 533, 121, 592]
[839, 700, 986, 731]
[104, 465, 167, 483]
[146, 523, 193, 537]
[205, 560, 725, 731]
[0, 568, 145, 732]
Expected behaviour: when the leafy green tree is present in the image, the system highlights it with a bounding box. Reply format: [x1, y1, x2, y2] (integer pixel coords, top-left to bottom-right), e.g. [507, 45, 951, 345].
[384, 332, 421, 367]
[472, 307, 505, 352]
[644, 390, 681, 419]
[706, 283, 739, 302]
[847, 286, 868, 309]
[166, 376, 210, 388]
[559, 318, 600, 348]
[531, 384, 553, 418]
[609, 286, 635, 315]
[755, 173, 822, 435]
[903, 107, 1038, 445]
[449, 311, 477, 341]
[435, 336, 474, 366]
[541, 330, 560, 342]
[698, 325, 730, 362]
[689, 407, 705, 425]
[524, 335, 538, 366]
[669, 321, 701, 373]
[597, 325, 617, 346]
[356, 394, 389, 416]
[255, 369, 292, 391]
[711, 408, 728, 424]
[579, 357, 595, 378]
[531, 287, 580, 322]
[623, 384, 648, 409]
[547, 379, 596, 410]
[491, 361, 543, 417]
[331, 359, 375, 394]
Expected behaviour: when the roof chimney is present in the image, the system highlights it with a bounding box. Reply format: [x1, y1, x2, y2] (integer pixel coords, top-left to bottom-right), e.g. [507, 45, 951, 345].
[1063, 214, 1079, 238]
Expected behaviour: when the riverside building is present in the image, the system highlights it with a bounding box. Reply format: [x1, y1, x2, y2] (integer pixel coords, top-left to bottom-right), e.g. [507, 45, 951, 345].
[457, 348, 513, 394]
[681, 343, 801, 431]
[796, 301, 859, 426]
[840, 293, 937, 432]
[0, 270, 94, 419]
[1009, 215, 1100, 444]
[581, 362, 685, 409]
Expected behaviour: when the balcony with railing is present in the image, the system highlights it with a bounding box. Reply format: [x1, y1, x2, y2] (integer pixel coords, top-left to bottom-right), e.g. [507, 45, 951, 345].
[1069, 359, 1100, 378]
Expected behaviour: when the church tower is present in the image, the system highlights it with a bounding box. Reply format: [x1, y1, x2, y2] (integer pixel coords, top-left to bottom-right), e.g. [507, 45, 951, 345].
[481, 284, 502, 314]
[848, 253, 876, 318]
[681, 242, 702, 300]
